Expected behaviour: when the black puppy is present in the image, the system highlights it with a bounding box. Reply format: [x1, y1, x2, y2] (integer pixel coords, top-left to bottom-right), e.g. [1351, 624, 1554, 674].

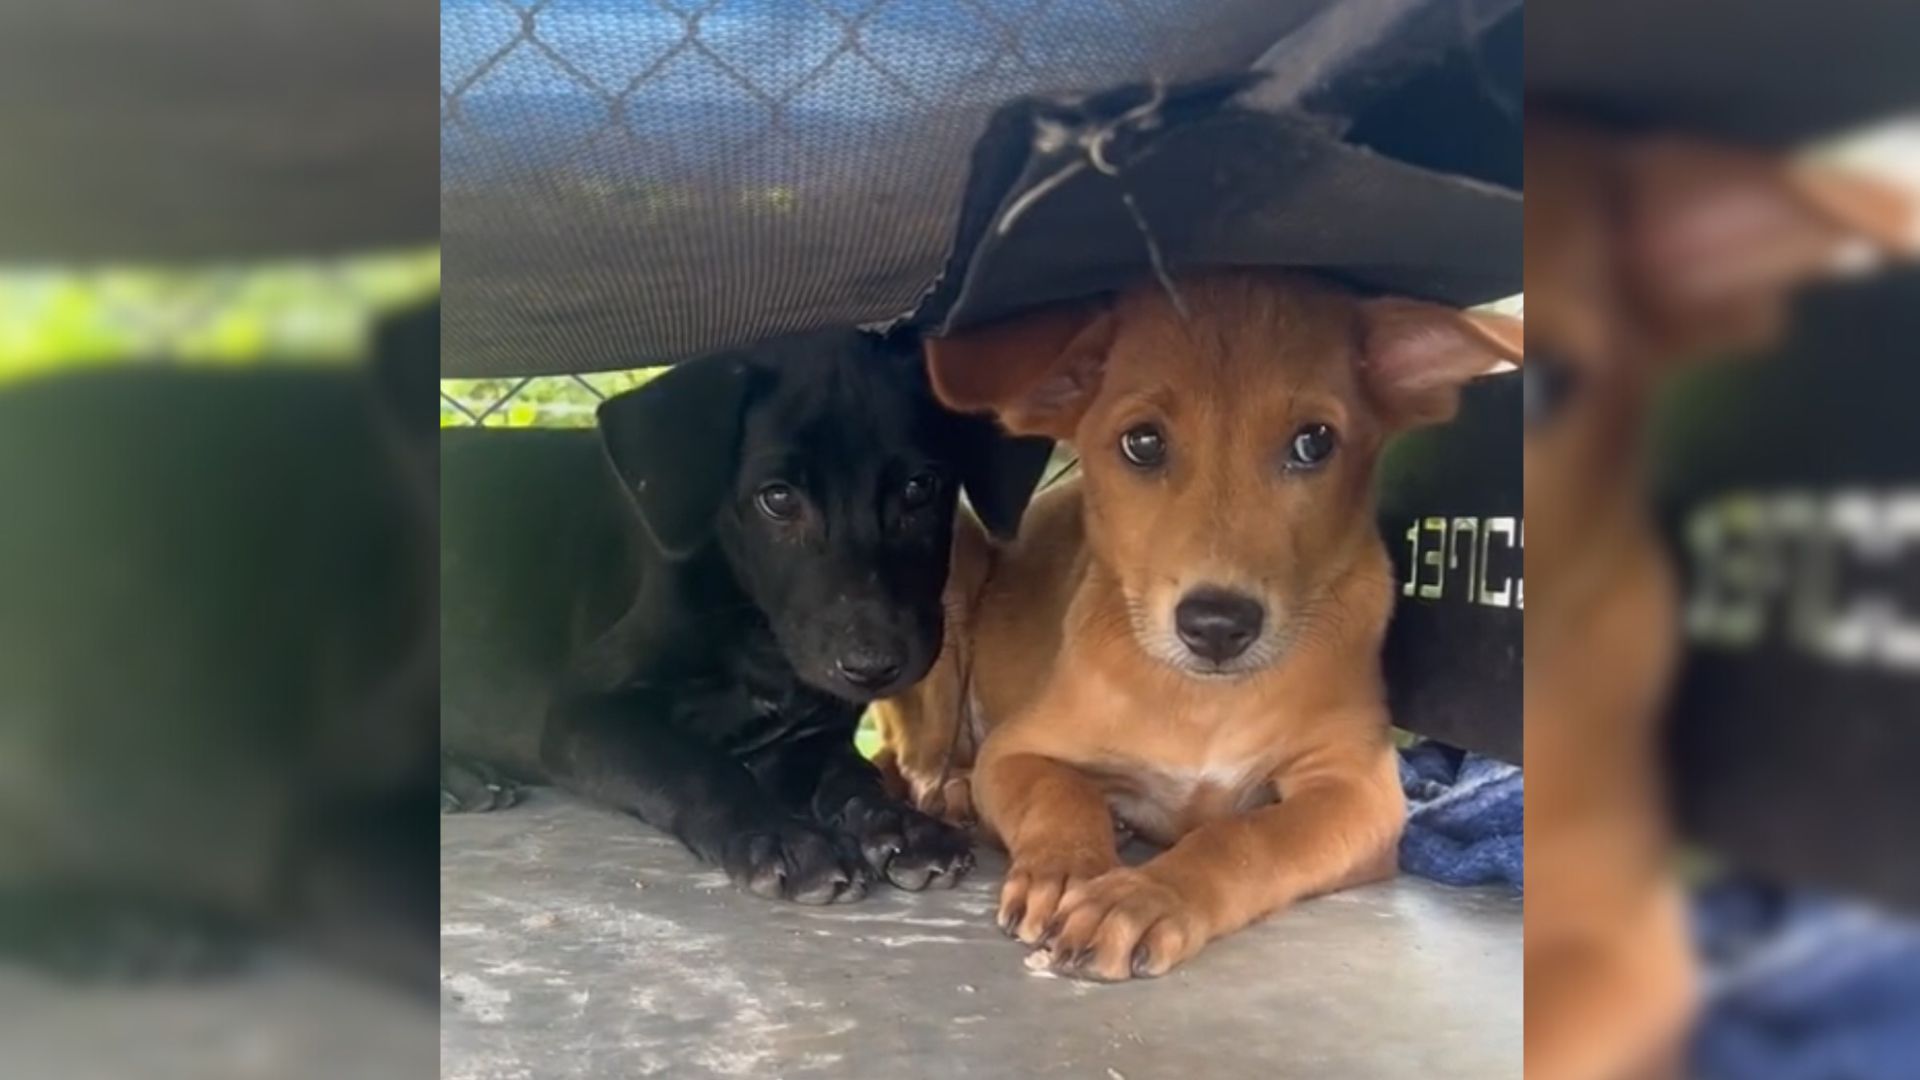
[441, 330, 1049, 903]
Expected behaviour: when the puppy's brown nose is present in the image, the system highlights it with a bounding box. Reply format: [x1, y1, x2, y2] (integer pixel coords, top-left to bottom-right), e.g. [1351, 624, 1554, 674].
[1174, 588, 1264, 663]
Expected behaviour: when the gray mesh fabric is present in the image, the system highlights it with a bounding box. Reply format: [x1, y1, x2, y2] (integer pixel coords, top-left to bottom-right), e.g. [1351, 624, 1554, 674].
[440, 0, 1347, 376]
[2, 2, 437, 262]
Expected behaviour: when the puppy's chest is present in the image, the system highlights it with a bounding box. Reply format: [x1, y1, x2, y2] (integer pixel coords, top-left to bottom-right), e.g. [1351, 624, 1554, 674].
[744, 667, 855, 748]
[669, 632, 855, 753]
[680, 680, 853, 756]
[1087, 753, 1277, 845]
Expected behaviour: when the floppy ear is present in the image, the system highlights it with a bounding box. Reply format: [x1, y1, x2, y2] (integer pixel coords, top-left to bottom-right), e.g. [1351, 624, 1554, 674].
[924, 299, 1116, 439]
[1359, 300, 1524, 429]
[1620, 138, 1920, 352]
[944, 412, 1055, 540]
[596, 355, 754, 559]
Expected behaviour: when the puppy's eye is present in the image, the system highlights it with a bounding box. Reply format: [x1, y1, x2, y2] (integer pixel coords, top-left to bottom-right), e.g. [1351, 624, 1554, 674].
[901, 472, 939, 510]
[1286, 424, 1337, 470]
[755, 482, 802, 521]
[1524, 349, 1580, 428]
[1119, 424, 1167, 469]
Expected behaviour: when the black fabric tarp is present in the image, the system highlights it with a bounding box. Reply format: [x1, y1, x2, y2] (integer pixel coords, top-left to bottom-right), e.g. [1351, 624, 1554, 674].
[1378, 372, 1523, 765]
[911, 73, 1520, 339]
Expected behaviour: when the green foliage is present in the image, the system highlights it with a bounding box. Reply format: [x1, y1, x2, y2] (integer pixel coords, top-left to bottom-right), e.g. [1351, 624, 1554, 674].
[0, 250, 441, 382]
[854, 713, 881, 761]
[440, 369, 665, 429]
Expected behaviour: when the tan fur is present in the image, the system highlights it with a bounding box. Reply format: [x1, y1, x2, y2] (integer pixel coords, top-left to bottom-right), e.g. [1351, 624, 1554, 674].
[870, 517, 993, 820]
[1523, 113, 1919, 1080]
[879, 270, 1519, 980]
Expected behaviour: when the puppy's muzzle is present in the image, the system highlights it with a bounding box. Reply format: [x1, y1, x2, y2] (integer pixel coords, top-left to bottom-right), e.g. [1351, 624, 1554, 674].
[1174, 587, 1265, 664]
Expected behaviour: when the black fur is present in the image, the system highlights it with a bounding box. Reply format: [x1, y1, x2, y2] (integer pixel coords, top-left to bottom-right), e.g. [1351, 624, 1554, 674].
[441, 330, 1050, 903]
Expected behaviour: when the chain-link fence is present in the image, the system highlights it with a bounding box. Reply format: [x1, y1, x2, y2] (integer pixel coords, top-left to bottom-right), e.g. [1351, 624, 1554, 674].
[440, 369, 660, 427]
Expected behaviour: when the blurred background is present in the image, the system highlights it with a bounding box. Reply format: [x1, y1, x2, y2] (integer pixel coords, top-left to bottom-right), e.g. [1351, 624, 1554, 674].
[0, 2, 437, 1077]
[1527, 3, 1920, 1077]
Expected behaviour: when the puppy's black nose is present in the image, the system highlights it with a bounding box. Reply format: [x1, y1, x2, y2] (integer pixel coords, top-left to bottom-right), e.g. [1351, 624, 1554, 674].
[1174, 588, 1265, 663]
[835, 650, 904, 691]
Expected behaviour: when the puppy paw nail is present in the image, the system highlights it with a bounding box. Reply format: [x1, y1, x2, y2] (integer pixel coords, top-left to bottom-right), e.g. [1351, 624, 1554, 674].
[1130, 942, 1164, 978]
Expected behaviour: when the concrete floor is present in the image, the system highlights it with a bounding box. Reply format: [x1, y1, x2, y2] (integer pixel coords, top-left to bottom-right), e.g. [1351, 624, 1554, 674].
[442, 791, 1521, 1080]
[0, 963, 434, 1080]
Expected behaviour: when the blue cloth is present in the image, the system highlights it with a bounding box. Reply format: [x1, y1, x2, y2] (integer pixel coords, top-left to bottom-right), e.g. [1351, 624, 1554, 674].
[1692, 877, 1920, 1080]
[1395, 742, 1523, 889]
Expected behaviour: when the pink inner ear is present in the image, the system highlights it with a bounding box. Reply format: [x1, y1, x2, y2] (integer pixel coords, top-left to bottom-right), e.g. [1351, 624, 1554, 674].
[984, 307, 1117, 439]
[1361, 300, 1522, 423]
[925, 301, 1112, 421]
[1625, 140, 1920, 310]
[1027, 361, 1095, 413]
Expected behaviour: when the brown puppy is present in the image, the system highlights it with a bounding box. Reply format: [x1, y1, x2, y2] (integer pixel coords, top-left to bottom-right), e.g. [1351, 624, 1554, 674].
[1524, 113, 1919, 1080]
[870, 515, 992, 823]
[877, 270, 1520, 980]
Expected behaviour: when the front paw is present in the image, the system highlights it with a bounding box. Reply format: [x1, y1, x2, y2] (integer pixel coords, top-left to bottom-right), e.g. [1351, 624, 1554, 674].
[840, 797, 974, 891]
[722, 823, 872, 905]
[999, 844, 1118, 945]
[1034, 867, 1209, 981]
